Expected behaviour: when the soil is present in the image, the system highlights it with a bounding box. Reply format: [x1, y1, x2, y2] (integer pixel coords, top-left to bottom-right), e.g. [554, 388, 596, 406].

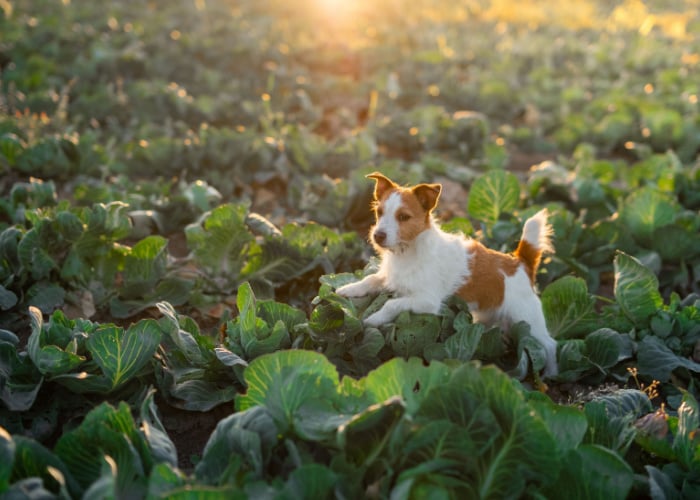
[507, 149, 558, 173]
[158, 399, 233, 472]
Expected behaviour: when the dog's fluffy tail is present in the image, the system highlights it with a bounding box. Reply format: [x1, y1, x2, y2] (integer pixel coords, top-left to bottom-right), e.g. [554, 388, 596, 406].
[514, 209, 553, 282]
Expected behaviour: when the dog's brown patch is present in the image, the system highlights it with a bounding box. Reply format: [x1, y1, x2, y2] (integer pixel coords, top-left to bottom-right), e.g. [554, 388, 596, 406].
[367, 172, 399, 201]
[411, 183, 441, 213]
[396, 190, 433, 241]
[456, 241, 521, 310]
[514, 239, 542, 284]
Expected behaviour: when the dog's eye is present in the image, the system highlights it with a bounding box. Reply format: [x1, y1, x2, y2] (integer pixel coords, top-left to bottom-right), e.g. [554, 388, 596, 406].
[397, 213, 411, 222]
[376, 208, 384, 217]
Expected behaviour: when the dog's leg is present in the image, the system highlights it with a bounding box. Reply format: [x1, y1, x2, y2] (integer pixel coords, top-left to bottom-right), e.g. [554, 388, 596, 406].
[526, 313, 559, 377]
[505, 295, 558, 376]
[337, 273, 385, 298]
[501, 270, 559, 376]
[364, 295, 440, 327]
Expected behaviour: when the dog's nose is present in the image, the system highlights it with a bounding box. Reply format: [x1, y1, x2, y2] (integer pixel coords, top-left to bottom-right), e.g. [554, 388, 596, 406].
[373, 230, 387, 246]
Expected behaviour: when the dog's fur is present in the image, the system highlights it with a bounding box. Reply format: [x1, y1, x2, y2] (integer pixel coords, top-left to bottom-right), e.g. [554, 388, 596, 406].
[337, 172, 558, 376]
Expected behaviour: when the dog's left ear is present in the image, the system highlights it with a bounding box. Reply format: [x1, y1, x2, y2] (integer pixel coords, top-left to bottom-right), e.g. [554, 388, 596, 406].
[412, 183, 441, 212]
[366, 172, 398, 200]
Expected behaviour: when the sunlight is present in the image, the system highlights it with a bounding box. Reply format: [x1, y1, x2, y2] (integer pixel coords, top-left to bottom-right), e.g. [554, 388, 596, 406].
[302, 0, 374, 49]
[609, 0, 691, 39]
[315, 0, 357, 21]
[483, 0, 600, 29]
[0, 0, 12, 17]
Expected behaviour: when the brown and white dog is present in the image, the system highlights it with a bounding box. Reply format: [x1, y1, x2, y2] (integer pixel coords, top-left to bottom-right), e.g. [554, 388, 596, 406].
[337, 172, 558, 376]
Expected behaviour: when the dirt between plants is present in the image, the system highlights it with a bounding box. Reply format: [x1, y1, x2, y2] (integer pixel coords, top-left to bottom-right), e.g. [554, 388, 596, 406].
[157, 398, 233, 472]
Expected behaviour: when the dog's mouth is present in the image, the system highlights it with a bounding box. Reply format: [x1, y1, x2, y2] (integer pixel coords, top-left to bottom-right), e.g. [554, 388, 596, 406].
[375, 239, 391, 249]
[382, 241, 408, 254]
[371, 229, 407, 253]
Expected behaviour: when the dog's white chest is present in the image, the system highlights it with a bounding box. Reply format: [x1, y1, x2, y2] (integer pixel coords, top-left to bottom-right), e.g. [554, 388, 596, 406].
[382, 228, 470, 299]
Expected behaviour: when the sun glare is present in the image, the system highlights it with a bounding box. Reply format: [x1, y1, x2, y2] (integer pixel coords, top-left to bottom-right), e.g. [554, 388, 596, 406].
[316, 0, 355, 19]
[317, 0, 352, 10]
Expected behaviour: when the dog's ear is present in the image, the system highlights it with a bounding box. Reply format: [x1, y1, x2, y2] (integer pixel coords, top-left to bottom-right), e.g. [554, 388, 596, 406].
[412, 183, 441, 212]
[366, 172, 398, 200]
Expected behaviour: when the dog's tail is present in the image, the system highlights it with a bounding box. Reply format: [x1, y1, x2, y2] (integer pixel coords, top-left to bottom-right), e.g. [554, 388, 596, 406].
[514, 209, 553, 283]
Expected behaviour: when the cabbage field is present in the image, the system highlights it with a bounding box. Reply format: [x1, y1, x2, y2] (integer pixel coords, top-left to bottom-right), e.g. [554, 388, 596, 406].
[1, 0, 700, 498]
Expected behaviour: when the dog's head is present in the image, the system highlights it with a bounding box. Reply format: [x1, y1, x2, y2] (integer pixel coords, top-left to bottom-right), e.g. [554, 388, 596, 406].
[366, 172, 441, 252]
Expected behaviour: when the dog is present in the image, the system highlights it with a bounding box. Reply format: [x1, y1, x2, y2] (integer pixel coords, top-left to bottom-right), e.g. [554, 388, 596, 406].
[337, 172, 558, 376]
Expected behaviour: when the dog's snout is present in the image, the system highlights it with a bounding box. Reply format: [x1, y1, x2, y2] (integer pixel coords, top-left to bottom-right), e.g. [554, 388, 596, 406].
[373, 230, 387, 246]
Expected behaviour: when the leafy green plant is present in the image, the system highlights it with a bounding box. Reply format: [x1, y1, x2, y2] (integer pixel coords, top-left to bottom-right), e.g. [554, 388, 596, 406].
[27, 306, 162, 395]
[154, 302, 242, 411]
[192, 349, 642, 498]
[109, 235, 192, 318]
[4, 0, 700, 496]
[467, 169, 520, 227]
[0, 329, 42, 412]
[2, 390, 177, 499]
[635, 391, 700, 496]
[223, 282, 305, 360]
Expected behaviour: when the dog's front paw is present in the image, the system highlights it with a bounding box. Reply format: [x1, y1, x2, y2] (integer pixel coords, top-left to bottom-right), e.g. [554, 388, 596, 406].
[363, 308, 394, 327]
[363, 312, 384, 327]
[336, 282, 366, 298]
